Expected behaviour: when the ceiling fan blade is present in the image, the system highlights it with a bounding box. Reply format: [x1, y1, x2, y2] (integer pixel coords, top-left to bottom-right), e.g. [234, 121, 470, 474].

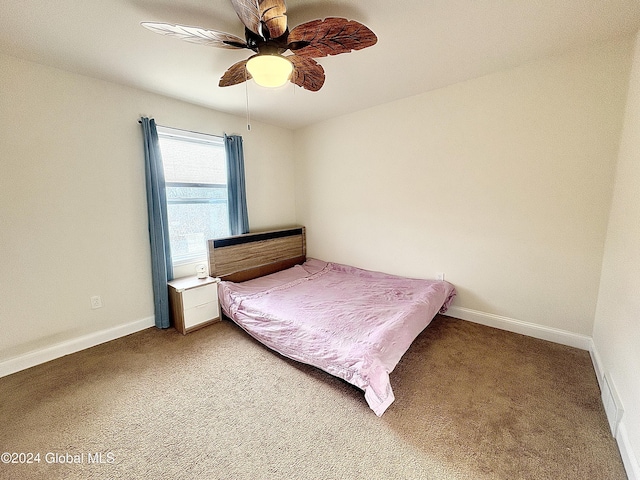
[141, 22, 248, 49]
[219, 59, 251, 87]
[259, 0, 288, 39]
[289, 56, 325, 92]
[230, 0, 287, 39]
[288, 17, 377, 58]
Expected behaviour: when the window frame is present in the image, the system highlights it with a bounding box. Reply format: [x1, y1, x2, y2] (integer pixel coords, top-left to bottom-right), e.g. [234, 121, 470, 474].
[156, 125, 229, 266]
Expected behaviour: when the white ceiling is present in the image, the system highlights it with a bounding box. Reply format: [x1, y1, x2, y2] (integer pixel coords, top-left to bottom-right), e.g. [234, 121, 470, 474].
[1, 0, 639, 130]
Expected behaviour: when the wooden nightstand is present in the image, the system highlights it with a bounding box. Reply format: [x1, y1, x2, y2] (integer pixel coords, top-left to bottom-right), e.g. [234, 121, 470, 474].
[167, 276, 220, 335]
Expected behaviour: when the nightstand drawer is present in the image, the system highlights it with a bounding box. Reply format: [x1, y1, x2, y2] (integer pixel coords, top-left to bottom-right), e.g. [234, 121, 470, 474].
[182, 283, 217, 309]
[183, 301, 218, 329]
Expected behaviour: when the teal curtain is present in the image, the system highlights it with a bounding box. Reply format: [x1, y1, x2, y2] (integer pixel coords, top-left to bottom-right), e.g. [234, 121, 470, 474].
[224, 134, 250, 235]
[141, 117, 173, 329]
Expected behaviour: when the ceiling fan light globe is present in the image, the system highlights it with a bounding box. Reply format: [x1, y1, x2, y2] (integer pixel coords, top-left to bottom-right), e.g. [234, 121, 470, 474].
[246, 55, 293, 88]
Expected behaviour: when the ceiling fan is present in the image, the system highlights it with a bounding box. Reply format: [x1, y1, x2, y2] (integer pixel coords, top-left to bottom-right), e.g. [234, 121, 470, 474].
[141, 0, 377, 92]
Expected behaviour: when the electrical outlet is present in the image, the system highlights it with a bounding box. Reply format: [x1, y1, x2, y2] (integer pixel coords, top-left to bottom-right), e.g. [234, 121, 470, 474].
[436, 273, 445, 281]
[90, 295, 103, 309]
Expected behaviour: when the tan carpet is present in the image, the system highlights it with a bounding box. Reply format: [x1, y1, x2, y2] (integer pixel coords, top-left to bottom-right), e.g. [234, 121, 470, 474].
[0, 315, 626, 479]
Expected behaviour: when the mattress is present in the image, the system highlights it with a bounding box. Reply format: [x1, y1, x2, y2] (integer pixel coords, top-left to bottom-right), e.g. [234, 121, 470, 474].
[218, 258, 456, 415]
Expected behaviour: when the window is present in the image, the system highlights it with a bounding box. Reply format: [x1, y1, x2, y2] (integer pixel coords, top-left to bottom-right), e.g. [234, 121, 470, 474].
[157, 126, 229, 265]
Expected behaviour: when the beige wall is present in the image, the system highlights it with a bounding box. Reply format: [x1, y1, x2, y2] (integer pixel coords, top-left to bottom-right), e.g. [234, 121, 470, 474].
[294, 38, 633, 335]
[0, 52, 296, 359]
[593, 32, 640, 475]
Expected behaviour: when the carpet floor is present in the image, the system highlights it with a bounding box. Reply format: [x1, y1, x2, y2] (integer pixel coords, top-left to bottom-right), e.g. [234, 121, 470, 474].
[0, 315, 626, 479]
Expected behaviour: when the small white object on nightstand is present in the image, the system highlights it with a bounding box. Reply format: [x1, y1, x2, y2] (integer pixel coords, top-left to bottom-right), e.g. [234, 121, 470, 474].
[196, 264, 207, 279]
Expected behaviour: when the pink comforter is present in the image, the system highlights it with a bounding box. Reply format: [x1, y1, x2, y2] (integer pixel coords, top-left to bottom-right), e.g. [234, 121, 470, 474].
[218, 259, 456, 416]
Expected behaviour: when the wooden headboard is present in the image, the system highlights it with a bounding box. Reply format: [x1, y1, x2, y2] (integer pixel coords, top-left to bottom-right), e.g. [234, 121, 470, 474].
[207, 226, 306, 282]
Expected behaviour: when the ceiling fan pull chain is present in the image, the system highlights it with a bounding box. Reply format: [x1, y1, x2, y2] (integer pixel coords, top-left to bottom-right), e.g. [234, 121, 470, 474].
[245, 71, 251, 131]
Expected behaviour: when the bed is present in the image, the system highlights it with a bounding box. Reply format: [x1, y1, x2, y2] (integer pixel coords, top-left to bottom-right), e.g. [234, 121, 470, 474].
[207, 227, 456, 416]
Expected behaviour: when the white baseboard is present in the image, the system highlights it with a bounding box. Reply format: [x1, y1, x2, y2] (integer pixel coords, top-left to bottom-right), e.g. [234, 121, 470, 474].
[617, 421, 640, 480]
[589, 339, 605, 390]
[590, 341, 639, 480]
[0, 316, 155, 378]
[446, 306, 592, 350]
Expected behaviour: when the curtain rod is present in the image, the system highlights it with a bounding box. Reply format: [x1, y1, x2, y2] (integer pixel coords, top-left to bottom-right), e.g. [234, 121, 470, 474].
[137, 119, 224, 139]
